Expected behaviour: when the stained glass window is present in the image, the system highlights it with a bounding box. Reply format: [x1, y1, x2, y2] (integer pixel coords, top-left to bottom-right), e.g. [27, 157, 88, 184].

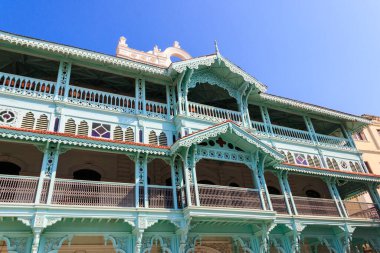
[91, 123, 111, 138]
[294, 153, 308, 166]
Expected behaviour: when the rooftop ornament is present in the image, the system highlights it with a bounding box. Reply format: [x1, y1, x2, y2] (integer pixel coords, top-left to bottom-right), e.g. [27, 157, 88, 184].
[116, 36, 192, 67]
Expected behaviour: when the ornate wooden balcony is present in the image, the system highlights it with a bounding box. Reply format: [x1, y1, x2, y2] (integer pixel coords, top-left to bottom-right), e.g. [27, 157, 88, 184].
[187, 101, 242, 123]
[196, 184, 261, 209]
[0, 174, 379, 220]
[0, 71, 170, 120]
[251, 121, 352, 149]
[344, 200, 380, 220]
[292, 196, 341, 217]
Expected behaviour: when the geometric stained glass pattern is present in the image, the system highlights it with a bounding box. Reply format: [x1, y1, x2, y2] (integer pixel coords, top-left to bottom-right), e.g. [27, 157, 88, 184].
[91, 123, 111, 138]
[294, 153, 308, 166]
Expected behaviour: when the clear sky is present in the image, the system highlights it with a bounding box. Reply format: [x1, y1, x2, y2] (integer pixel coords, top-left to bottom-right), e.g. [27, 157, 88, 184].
[1, 1, 379, 116]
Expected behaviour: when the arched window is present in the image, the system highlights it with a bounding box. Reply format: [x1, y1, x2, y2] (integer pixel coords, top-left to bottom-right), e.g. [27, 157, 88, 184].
[305, 189, 321, 198]
[125, 127, 135, 142]
[267, 186, 281, 195]
[0, 162, 21, 175]
[113, 126, 123, 141]
[35, 114, 49, 131]
[286, 152, 295, 164]
[149, 130, 158, 145]
[73, 169, 101, 181]
[77, 121, 89, 136]
[159, 132, 168, 146]
[198, 180, 215, 185]
[349, 161, 355, 172]
[21, 112, 35, 130]
[64, 118, 76, 135]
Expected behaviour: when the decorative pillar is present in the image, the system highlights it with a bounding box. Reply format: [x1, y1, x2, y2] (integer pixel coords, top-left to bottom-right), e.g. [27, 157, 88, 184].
[367, 183, 380, 210]
[260, 106, 273, 135]
[167, 84, 176, 119]
[41, 143, 61, 205]
[276, 171, 293, 215]
[289, 222, 306, 253]
[170, 158, 178, 209]
[251, 152, 272, 210]
[135, 153, 148, 207]
[182, 146, 199, 207]
[303, 116, 318, 144]
[341, 124, 356, 148]
[281, 172, 298, 215]
[325, 179, 348, 218]
[239, 83, 252, 128]
[56, 61, 72, 101]
[135, 78, 146, 115]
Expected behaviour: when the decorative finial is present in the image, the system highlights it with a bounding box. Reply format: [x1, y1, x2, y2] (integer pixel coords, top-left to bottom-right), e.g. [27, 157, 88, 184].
[214, 40, 220, 55]
[173, 41, 181, 48]
[119, 36, 127, 47]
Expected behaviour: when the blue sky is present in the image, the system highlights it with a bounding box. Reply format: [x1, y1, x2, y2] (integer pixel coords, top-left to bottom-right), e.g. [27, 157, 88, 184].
[1, 1, 379, 116]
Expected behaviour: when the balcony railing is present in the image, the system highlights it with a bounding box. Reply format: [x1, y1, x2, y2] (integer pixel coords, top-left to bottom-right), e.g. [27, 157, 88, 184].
[272, 124, 313, 143]
[270, 194, 289, 214]
[0, 174, 39, 203]
[0, 71, 169, 119]
[187, 101, 242, 123]
[250, 120, 352, 149]
[0, 72, 56, 99]
[344, 201, 380, 220]
[315, 134, 351, 148]
[65, 85, 136, 114]
[51, 178, 135, 207]
[148, 185, 174, 208]
[293, 196, 341, 217]
[197, 184, 261, 209]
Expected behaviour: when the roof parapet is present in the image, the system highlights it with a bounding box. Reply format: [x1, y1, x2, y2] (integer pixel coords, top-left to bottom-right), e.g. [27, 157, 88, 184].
[116, 36, 192, 67]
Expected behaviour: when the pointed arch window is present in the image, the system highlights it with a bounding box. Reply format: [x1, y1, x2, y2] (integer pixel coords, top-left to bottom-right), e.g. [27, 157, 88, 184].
[326, 158, 333, 169]
[21, 112, 35, 130]
[149, 130, 158, 145]
[78, 121, 89, 136]
[158, 132, 168, 146]
[64, 118, 76, 135]
[125, 127, 135, 142]
[36, 114, 49, 131]
[286, 152, 295, 164]
[113, 126, 123, 141]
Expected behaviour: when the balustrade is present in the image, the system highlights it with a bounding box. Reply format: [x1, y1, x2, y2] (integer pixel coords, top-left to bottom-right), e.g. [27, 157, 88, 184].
[145, 100, 170, 119]
[66, 85, 136, 114]
[344, 201, 380, 220]
[0, 72, 56, 99]
[0, 174, 39, 203]
[270, 194, 289, 214]
[272, 124, 313, 143]
[315, 134, 351, 148]
[293, 196, 341, 217]
[188, 101, 242, 123]
[197, 184, 261, 209]
[251, 121, 268, 136]
[148, 185, 174, 208]
[51, 178, 135, 207]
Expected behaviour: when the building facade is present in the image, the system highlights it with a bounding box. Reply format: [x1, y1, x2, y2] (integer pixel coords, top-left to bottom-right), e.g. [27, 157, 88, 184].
[353, 115, 380, 176]
[0, 31, 379, 253]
